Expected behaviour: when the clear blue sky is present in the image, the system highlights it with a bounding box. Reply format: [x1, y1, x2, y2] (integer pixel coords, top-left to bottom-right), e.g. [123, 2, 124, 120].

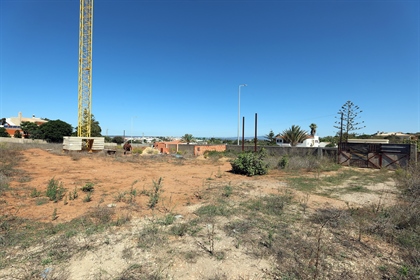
[1, 0, 419, 138]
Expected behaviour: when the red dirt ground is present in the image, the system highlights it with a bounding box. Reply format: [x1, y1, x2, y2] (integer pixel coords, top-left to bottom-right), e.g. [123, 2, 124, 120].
[4, 148, 315, 223]
[4, 148, 361, 226]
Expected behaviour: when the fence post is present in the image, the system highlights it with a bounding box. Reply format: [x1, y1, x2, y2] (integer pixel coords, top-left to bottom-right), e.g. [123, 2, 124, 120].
[317, 147, 323, 159]
[410, 143, 418, 164]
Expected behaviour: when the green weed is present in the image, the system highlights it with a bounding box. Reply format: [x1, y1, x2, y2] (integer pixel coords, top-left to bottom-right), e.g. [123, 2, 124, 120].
[36, 197, 49, 205]
[30, 188, 41, 198]
[81, 182, 94, 192]
[114, 191, 126, 202]
[83, 192, 92, 203]
[69, 187, 78, 200]
[148, 177, 163, 209]
[52, 208, 58, 221]
[170, 223, 189, 237]
[160, 213, 176, 226]
[222, 184, 233, 197]
[46, 178, 65, 202]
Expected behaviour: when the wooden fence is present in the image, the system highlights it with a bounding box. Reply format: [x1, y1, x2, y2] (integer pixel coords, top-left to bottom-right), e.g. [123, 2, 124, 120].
[338, 143, 417, 169]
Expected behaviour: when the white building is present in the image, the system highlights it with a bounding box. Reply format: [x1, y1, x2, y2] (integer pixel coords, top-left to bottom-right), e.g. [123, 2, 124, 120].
[276, 135, 320, 147]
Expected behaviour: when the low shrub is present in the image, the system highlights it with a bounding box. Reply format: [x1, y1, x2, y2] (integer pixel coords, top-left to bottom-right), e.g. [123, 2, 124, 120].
[278, 155, 289, 169]
[83, 193, 92, 203]
[160, 213, 176, 226]
[142, 147, 159, 155]
[395, 164, 420, 198]
[132, 147, 144, 154]
[46, 178, 65, 202]
[170, 223, 189, 237]
[278, 155, 340, 172]
[203, 150, 224, 160]
[81, 182, 94, 192]
[148, 177, 163, 209]
[230, 149, 268, 176]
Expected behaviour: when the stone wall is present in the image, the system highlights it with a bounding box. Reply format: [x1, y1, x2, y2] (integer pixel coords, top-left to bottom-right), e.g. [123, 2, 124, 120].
[194, 144, 226, 156]
[226, 145, 337, 159]
[0, 137, 47, 144]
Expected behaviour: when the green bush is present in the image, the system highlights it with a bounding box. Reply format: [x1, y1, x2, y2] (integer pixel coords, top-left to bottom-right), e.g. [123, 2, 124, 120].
[278, 155, 289, 169]
[230, 149, 268, 176]
[46, 178, 65, 202]
[81, 182, 94, 192]
[0, 127, 10, 137]
[112, 136, 125, 144]
[13, 130, 22, 138]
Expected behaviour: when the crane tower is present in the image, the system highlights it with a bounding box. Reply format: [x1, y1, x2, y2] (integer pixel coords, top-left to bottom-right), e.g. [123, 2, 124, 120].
[77, 0, 93, 137]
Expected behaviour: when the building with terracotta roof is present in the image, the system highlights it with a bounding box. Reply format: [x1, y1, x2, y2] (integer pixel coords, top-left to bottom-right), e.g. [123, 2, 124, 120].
[0, 112, 48, 137]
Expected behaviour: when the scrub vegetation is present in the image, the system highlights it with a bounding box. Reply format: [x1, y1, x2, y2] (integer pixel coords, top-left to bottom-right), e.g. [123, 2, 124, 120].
[0, 142, 418, 279]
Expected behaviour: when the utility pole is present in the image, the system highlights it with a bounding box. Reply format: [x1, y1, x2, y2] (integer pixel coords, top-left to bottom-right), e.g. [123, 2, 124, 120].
[339, 112, 344, 143]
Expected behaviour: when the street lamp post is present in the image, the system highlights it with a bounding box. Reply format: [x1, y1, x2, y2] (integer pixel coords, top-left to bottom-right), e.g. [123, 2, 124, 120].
[238, 84, 247, 145]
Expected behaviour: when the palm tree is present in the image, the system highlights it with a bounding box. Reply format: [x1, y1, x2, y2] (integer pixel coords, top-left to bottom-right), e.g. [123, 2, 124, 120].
[181, 133, 194, 145]
[309, 123, 317, 136]
[280, 125, 308, 146]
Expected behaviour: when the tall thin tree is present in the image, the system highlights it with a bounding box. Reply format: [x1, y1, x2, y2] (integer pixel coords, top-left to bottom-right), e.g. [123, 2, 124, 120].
[334, 101, 365, 142]
[309, 123, 317, 136]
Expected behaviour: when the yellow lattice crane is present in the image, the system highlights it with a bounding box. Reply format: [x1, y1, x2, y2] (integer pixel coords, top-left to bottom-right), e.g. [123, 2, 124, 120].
[77, 0, 93, 137]
[63, 0, 104, 152]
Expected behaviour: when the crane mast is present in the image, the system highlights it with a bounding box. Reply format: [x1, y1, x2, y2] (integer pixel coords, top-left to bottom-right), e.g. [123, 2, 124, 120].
[77, 0, 93, 137]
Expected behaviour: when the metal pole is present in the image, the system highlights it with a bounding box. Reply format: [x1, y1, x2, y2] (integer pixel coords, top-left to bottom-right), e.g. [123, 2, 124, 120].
[237, 84, 247, 145]
[338, 112, 343, 164]
[242, 116, 245, 152]
[340, 112, 344, 144]
[254, 113, 257, 152]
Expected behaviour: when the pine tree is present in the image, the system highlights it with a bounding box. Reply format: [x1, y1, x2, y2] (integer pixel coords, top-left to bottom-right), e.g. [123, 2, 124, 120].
[334, 101, 365, 142]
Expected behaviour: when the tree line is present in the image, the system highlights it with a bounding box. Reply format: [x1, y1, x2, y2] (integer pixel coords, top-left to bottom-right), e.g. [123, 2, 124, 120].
[2, 101, 418, 146]
[0, 115, 103, 143]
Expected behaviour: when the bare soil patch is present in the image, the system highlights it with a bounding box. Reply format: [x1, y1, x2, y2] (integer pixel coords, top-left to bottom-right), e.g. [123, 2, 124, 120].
[5, 149, 355, 223]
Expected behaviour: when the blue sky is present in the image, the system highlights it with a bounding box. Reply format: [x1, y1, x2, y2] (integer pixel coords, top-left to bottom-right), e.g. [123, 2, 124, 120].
[1, 0, 419, 138]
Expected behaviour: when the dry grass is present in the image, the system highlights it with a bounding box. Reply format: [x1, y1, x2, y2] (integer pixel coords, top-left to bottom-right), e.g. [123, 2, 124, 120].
[0, 144, 419, 279]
